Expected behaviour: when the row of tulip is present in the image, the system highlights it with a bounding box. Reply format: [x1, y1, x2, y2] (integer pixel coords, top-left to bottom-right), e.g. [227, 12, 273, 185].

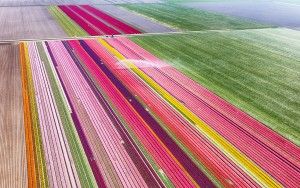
[50, 5, 141, 37]
[20, 36, 300, 187]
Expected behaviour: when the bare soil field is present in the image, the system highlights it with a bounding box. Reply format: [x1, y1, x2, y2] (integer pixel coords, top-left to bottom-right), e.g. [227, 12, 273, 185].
[0, 43, 27, 188]
[183, 0, 300, 29]
[0, 6, 67, 40]
[96, 5, 176, 33]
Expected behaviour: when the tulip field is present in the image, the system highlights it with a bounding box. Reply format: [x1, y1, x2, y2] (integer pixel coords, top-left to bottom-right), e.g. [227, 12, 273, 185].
[49, 5, 142, 37]
[1, 1, 300, 187]
[130, 28, 300, 145]
[17, 34, 300, 187]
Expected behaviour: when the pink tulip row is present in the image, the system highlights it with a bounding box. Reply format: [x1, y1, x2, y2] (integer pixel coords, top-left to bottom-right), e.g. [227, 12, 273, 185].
[106, 37, 300, 187]
[79, 39, 210, 187]
[27, 42, 81, 187]
[25, 40, 163, 187]
[46, 40, 150, 187]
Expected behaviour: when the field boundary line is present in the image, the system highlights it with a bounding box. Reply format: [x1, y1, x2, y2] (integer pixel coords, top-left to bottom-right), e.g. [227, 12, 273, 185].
[0, 27, 287, 43]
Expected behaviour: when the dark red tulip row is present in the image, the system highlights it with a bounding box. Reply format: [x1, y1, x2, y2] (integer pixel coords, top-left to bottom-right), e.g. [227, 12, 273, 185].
[59, 5, 141, 36]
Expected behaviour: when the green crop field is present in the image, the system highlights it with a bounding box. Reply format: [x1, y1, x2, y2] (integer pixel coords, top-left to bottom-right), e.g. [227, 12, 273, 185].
[130, 28, 300, 145]
[121, 3, 272, 31]
[49, 6, 88, 37]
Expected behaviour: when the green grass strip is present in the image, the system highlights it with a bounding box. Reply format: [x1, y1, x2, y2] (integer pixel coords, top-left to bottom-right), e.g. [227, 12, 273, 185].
[36, 42, 97, 187]
[48, 6, 88, 37]
[130, 28, 300, 146]
[121, 3, 272, 31]
[24, 43, 49, 187]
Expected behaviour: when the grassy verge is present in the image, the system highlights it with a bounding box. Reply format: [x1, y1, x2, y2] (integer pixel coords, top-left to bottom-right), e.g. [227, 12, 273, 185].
[48, 6, 87, 37]
[121, 3, 272, 31]
[130, 28, 300, 146]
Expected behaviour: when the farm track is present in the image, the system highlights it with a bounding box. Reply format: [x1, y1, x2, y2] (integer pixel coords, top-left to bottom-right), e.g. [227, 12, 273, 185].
[0, 44, 27, 188]
[0, 28, 287, 43]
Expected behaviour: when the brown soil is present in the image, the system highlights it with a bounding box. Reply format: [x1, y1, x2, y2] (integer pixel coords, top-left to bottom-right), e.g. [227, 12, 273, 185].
[0, 43, 27, 188]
